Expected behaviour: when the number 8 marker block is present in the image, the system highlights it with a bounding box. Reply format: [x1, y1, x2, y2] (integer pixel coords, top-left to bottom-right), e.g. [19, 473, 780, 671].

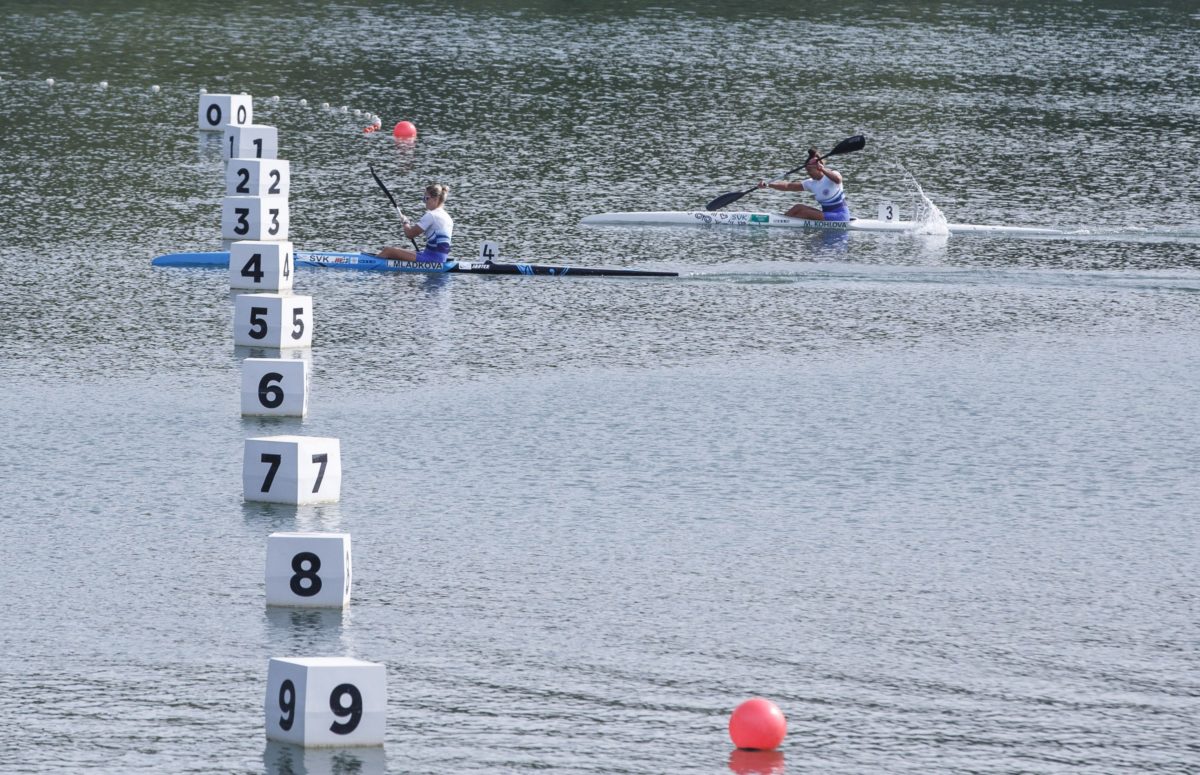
[244, 436, 341, 504]
[265, 657, 386, 747]
[266, 532, 351, 607]
[241, 358, 308, 416]
[233, 293, 312, 349]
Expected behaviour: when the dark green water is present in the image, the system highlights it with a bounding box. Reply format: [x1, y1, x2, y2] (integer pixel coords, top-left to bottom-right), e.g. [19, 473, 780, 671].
[1, 2, 1198, 773]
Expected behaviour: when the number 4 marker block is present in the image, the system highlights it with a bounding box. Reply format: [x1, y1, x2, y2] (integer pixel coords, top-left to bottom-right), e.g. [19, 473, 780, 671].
[231, 241, 294, 291]
[265, 657, 386, 747]
[244, 436, 341, 504]
[266, 532, 351, 607]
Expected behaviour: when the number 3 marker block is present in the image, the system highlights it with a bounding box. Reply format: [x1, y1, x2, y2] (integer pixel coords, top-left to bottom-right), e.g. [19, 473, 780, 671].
[265, 657, 386, 747]
[233, 293, 312, 349]
[242, 358, 308, 416]
[222, 195, 290, 241]
[244, 436, 341, 504]
[266, 532, 351, 607]
[230, 241, 294, 291]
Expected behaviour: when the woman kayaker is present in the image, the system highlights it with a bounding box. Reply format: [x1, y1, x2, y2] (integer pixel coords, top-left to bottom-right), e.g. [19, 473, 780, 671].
[378, 183, 453, 261]
[759, 148, 850, 221]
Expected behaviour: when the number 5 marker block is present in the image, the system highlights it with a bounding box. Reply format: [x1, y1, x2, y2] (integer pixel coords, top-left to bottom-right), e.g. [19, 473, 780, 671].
[265, 657, 386, 747]
[241, 358, 308, 416]
[230, 241, 293, 291]
[233, 293, 312, 349]
[266, 533, 351, 608]
[244, 436, 341, 504]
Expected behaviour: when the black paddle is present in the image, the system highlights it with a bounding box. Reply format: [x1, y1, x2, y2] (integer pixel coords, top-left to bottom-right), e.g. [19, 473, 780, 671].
[704, 135, 867, 212]
[369, 163, 419, 250]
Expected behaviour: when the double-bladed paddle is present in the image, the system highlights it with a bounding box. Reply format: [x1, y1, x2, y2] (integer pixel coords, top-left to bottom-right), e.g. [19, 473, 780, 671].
[704, 134, 867, 212]
[369, 163, 419, 250]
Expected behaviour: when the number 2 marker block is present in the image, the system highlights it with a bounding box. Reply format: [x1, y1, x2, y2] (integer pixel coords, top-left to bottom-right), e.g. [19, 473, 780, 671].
[233, 293, 312, 349]
[226, 158, 290, 198]
[241, 358, 308, 416]
[265, 657, 386, 747]
[266, 532, 351, 608]
[244, 436, 341, 504]
[230, 241, 294, 291]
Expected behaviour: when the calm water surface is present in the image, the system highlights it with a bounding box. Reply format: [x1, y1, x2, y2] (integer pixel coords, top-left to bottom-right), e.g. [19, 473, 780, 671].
[1, 1, 1198, 773]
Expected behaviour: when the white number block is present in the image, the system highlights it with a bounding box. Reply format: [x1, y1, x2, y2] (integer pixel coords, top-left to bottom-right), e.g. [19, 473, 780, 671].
[225, 123, 279, 160]
[223, 196, 290, 241]
[242, 358, 309, 416]
[265, 657, 385, 747]
[227, 158, 290, 198]
[877, 201, 899, 222]
[199, 93, 253, 131]
[477, 241, 501, 261]
[266, 532, 351, 608]
[233, 293, 312, 349]
[244, 436, 341, 504]
[230, 241, 294, 291]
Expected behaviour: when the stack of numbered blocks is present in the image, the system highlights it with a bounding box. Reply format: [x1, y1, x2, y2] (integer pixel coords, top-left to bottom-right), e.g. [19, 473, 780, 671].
[198, 93, 385, 751]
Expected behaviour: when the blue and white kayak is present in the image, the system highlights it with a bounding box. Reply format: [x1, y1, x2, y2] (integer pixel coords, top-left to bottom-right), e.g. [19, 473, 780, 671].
[580, 210, 1065, 236]
[152, 251, 677, 277]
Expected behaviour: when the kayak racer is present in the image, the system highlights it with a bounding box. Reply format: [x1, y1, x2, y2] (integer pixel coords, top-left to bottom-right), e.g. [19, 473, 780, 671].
[758, 148, 850, 222]
[378, 183, 453, 261]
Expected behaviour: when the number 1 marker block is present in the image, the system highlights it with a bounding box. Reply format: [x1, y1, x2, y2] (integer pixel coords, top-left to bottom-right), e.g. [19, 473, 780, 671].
[230, 241, 294, 291]
[241, 358, 308, 416]
[224, 123, 279, 160]
[244, 436, 341, 504]
[266, 532, 351, 608]
[265, 657, 386, 747]
[233, 293, 312, 349]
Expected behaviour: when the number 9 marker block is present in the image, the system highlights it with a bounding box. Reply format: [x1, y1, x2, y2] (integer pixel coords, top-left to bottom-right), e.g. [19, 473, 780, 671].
[265, 657, 386, 747]
[266, 532, 351, 608]
[244, 436, 341, 504]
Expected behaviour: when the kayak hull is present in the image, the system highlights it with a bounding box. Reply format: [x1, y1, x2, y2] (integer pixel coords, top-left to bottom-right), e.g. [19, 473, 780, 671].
[152, 251, 678, 277]
[580, 211, 1064, 236]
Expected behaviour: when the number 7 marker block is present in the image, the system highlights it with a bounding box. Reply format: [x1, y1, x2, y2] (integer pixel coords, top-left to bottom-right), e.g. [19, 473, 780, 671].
[244, 436, 341, 504]
[265, 657, 386, 747]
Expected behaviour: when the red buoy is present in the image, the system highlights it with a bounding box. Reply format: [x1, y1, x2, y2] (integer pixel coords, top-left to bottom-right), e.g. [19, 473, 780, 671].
[392, 120, 417, 139]
[728, 698, 787, 750]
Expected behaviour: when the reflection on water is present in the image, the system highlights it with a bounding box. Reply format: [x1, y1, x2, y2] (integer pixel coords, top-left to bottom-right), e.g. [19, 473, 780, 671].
[265, 606, 347, 655]
[264, 740, 387, 775]
[728, 748, 786, 775]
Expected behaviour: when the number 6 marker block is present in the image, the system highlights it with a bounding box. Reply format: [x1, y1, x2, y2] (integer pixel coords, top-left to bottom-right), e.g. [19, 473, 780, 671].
[244, 436, 341, 504]
[265, 657, 386, 747]
[241, 358, 308, 416]
[233, 293, 312, 349]
[266, 532, 351, 607]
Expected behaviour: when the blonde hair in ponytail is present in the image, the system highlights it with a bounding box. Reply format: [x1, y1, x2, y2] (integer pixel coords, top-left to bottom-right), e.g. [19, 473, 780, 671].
[426, 183, 450, 202]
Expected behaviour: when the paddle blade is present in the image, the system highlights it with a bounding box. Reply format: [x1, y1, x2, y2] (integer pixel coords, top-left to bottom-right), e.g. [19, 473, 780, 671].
[705, 187, 754, 211]
[824, 134, 866, 158]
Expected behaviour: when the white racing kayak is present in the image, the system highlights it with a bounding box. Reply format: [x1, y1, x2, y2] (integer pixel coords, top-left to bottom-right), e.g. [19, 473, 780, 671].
[580, 210, 1065, 236]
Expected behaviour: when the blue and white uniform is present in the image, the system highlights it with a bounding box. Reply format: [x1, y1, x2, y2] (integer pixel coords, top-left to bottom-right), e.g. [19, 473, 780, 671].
[802, 172, 850, 221]
[415, 207, 453, 262]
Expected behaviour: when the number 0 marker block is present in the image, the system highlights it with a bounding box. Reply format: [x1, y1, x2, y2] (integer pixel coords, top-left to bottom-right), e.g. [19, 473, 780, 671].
[244, 436, 341, 504]
[198, 93, 253, 131]
[265, 657, 385, 747]
[224, 123, 279, 160]
[242, 358, 308, 416]
[230, 241, 294, 291]
[266, 532, 351, 607]
[233, 293, 312, 349]
[222, 196, 290, 241]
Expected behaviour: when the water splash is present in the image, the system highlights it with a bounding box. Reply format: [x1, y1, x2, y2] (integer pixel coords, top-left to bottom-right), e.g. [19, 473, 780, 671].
[904, 172, 950, 236]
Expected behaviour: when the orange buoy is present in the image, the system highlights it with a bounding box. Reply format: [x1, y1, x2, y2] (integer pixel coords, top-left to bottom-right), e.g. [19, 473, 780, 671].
[728, 698, 787, 750]
[392, 120, 417, 139]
